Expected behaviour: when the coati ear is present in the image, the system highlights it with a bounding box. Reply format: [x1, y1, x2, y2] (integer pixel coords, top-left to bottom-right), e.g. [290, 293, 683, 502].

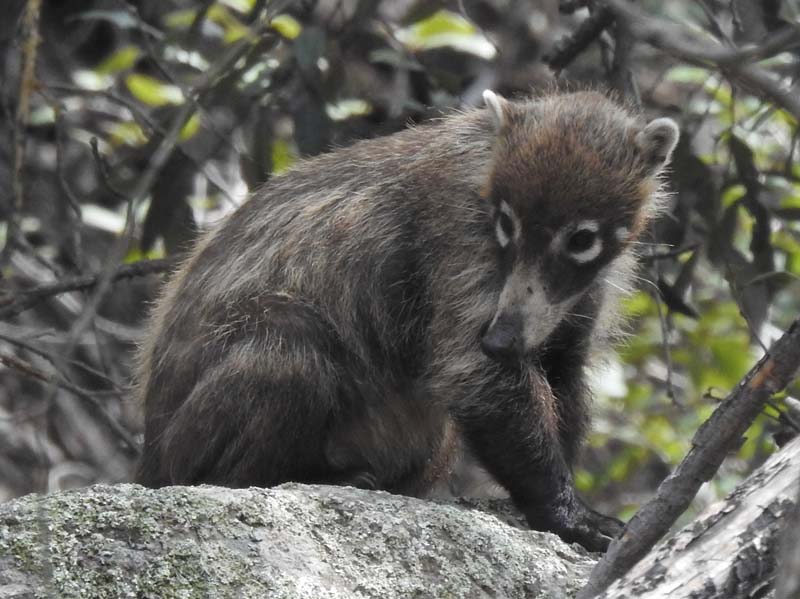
[483, 89, 509, 134]
[635, 118, 680, 173]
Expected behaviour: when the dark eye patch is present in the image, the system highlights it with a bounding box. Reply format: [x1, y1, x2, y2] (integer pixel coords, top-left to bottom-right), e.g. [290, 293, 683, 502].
[567, 229, 597, 254]
[498, 211, 514, 240]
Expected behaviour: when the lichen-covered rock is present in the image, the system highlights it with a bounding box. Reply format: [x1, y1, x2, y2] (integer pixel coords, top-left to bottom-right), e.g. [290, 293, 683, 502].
[0, 483, 596, 598]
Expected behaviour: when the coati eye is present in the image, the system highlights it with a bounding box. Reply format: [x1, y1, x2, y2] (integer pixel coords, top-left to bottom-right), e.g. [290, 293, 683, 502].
[564, 221, 602, 263]
[567, 229, 596, 253]
[495, 202, 516, 248]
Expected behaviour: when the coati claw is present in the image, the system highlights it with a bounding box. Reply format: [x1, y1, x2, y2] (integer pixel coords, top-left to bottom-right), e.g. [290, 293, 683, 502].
[526, 495, 624, 553]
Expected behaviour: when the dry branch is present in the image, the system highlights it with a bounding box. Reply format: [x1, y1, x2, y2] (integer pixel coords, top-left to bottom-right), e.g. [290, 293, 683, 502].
[600, 436, 800, 598]
[775, 479, 800, 599]
[545, 6, 614, 72]
[602, 0, 800, 123]
[0, 353, 138, 454]
[578, 317, 800, 598]
[4, 0, 43, 264]
[0, 259, 173, 321]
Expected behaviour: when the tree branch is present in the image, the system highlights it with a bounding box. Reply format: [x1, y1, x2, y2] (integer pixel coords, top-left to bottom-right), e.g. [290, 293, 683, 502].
[602, 0, 800, 123]
[544, 6, 615, 72]
[578, 317, 800, 598]
[775, 479, 800, 599]
[0, 259, 173, 321]
[3, 0, 43, 266]
[0, 353, 139, 454]
[601, 436, 800, 598]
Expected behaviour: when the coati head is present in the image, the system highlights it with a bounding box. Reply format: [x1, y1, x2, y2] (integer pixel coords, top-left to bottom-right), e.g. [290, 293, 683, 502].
[479, 89, 679, 362]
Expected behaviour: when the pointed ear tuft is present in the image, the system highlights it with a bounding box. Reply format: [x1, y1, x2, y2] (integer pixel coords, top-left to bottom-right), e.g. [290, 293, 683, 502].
[483, 89, 508, 134]
[635, 117, 679, 173]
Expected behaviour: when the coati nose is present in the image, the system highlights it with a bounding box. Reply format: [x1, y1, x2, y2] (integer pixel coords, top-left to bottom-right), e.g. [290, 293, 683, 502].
[480, 318, 521, 361]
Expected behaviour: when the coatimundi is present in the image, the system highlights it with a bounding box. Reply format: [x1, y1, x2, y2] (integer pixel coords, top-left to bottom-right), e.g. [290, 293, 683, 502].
[135, 90, 679, 552]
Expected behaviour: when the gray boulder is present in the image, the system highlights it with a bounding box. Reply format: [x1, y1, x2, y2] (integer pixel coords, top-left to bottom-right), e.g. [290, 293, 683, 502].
[0, 483, 595, 598]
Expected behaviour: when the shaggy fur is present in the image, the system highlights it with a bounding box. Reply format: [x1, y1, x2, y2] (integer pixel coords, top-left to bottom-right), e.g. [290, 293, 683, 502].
[135, 90, 678, 551]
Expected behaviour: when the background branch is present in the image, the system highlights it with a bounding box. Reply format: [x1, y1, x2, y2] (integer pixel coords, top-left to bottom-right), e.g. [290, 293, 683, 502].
[775, 479, 800, 599]
[603, 0, 800, 122]
[3, 0, 43, 265]
[0, 259, 173, 321]
[578, 318, 800, 598]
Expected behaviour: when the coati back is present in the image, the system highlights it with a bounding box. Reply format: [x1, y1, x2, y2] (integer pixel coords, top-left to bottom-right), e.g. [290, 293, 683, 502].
[135, 90, 679, 551]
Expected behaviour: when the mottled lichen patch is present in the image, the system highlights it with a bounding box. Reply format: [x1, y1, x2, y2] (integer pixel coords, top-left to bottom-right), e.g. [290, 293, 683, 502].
[0, 484, 595, 598]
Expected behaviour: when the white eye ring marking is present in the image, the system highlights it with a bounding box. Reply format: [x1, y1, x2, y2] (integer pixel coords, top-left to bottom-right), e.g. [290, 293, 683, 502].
[496, 220, 511, 248]
[495, 201, 516, 248]
[565, 220, 603, 264]
[615, 227, 630, 243]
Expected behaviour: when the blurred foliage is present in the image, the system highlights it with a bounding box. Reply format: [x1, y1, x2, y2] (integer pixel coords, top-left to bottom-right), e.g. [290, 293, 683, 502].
[0, 0, 798, 527]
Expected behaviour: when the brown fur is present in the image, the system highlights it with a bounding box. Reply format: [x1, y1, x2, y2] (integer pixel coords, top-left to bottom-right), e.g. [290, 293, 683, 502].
[134, 90, 678, 551]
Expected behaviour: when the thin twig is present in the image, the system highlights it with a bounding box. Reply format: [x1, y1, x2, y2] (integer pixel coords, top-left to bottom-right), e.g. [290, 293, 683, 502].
[577, 317, 800, 598]
[0, 259, 173, 321]
[609, 7, 640, 105]
[0, 353, 138, 454]
[3, 0, 43, 266]
[0, 331, 125, 393]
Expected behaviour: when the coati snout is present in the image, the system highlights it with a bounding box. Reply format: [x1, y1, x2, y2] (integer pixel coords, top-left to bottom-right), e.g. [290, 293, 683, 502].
[480, 313, 521, 361]
[135, 88, 679, 552]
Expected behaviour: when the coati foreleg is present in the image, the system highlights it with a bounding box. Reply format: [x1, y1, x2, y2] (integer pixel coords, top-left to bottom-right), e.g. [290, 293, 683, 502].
[442, 353, 622, 552]
[539, 293, 600, 465]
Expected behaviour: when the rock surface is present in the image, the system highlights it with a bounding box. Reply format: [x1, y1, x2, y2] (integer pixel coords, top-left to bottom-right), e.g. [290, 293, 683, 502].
[0, 483, 596, 598]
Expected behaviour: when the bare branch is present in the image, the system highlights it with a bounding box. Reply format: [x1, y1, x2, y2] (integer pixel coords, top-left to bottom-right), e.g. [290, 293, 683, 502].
[602, 0, 800, 123]
[578, 317, 800, 598]
[3, 0, 43, 265]
[601, 436, 800, 598]
[775, 479, 800, 599]
[0, 353, 138, 454]
[0, 259, 173, 321]
[545, 7, 615, 72]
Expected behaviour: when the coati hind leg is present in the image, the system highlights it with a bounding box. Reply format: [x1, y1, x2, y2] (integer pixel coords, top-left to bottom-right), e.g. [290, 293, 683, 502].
[322, 381, 450, 496]
[140, 295, 375, 488]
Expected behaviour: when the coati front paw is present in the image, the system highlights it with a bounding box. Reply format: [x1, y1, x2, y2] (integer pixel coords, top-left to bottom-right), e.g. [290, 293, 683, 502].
[525, 496, 624, 553]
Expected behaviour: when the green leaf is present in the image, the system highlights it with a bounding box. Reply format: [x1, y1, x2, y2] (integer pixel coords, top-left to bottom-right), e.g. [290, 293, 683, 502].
[271, 14, 302, 39]
[396, 10, 496, 59]
[271, 139, 294, 175]
[220, 0, 255, 12]
[413, 10, 476, 36]
[709, 336, 751, 385]
[29, 106, 55, 126]
[124, 246, 165, 263]
[72, 69, 112, 91]
[664, 65, 710, 84]
[208, 5, 250, 43]
[574, 469, 594, 492]
[180, 112, 201, 141]
[721, 184, 746, 207]
[778, 183, 800, 209]
[164, 9, 197, 29]
[72, 10, 140, 29]
[125, 73, 184, 107]
[622, 290, 654, 317]
[326, 99, 372, 121]
[96, 45, 141, 75]
[107, 121, 147, 146]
